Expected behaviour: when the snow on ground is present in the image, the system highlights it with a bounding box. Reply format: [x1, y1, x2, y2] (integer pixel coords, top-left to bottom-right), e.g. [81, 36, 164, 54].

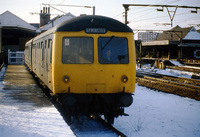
[0, 105, 74, 137]
[115, 63, 200, 137]
[156, 68, 194, 78]
[137, 63, 196, 78]
[115, 84, 200, 137]
[169, 60, 183, 66]
[0, 67, 75, 137]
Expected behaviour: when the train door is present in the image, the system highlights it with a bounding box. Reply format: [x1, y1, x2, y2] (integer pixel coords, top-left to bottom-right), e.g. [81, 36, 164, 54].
[43, 40, 48, 84]
[39, 41, 45, 82]
[47, 39, 52, 89]
[34, 43, 38, 74]
[33, 43, 37, 72]
[31, 43, 36, 72]
[41, 41, 45, 68]
[30, 41, 33, 70]
[35, 42, 40, 76]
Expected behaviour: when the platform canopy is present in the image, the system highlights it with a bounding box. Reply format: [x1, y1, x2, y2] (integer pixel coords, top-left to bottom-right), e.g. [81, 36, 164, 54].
[0, 11, 37, 64]
[0, 11, 36, 31]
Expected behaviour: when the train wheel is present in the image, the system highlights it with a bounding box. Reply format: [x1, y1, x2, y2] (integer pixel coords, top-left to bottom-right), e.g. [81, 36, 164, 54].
[105, 114, 114, 124]
[66, 114, 72, 125]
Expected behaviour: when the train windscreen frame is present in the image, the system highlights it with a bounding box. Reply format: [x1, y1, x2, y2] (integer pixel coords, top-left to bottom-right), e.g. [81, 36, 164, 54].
[98, 37, 129, 64]
[62, 37, 94, 64]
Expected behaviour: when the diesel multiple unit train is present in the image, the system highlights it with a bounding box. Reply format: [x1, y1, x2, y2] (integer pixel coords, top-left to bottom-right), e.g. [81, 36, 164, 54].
[25, 15, 136, 124]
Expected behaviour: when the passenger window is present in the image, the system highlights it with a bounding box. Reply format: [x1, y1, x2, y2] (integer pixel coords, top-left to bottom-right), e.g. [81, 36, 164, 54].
[48, 39, 51, 48]
[45, 40, 47, 48]
[41, 42, 44, 61]
[62, 37, 94, 64]
[98, 37, 129, 64]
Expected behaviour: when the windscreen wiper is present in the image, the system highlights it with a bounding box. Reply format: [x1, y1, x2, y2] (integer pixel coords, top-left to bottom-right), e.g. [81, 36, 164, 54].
[101, 36, 115, 50]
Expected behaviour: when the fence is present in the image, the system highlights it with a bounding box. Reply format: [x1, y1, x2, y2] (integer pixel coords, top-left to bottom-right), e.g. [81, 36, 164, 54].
[8, 49, 24, 65]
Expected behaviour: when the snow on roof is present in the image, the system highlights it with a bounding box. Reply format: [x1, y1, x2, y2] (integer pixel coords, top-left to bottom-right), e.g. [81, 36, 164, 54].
[0, 11, 36, 31]
[40, 12, 75, 32]
[184, 27, 200, 40]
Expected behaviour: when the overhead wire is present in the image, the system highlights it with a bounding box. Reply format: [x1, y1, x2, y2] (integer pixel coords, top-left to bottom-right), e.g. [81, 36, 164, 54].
[128, 0, 175, 16]
[113, 0, 171, 22]
[48, 0, 52, 4]
[113, 12, 123, 19]
[128, 0, 186, 20]
[47, 0, 67, 15]
[131, 10, 199, 23]
[59, 0, 66, 5]
[127, 0, 174, 23]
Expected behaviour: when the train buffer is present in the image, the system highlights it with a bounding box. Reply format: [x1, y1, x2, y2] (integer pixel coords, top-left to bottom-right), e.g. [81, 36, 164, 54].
[0, 65, 75, 137]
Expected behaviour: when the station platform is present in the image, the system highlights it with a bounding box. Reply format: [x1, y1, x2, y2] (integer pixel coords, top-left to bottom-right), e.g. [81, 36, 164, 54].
[0, 65, 75, 137]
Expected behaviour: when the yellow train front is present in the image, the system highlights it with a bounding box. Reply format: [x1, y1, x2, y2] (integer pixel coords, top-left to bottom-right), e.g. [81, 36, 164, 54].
[26, 15, 136, 124]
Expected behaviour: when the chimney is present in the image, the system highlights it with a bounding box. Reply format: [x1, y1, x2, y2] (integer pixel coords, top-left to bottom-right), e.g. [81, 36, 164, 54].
[40, 7, 51, 27]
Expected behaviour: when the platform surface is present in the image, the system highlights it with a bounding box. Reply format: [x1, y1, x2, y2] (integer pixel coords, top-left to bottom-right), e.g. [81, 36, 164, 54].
[0, 65, 75, 137]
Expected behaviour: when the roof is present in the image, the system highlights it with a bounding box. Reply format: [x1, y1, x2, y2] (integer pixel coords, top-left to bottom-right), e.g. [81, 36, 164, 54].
[156, 25, 191, 41]
[0, 11, 36, 31]
[142, 40, 179, 46]
[156, 25, 200, 41]
[39, 12, 75, 32]
[55, 15, 133, 32]
[184, 27, 200, 40]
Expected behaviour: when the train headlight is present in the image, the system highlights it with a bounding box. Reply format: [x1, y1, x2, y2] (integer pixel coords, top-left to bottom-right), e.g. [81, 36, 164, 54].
[63, 75, 70, 83]
[121, 75, 128, 83]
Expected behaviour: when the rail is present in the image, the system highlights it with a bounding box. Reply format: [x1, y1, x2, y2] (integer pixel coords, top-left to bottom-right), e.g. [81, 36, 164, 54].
[136, 71, 200, 101]
[8, 49, 24, 65]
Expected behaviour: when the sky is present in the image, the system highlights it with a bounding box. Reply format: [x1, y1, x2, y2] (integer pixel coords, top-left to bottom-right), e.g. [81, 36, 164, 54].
[0, 0, 200, 32]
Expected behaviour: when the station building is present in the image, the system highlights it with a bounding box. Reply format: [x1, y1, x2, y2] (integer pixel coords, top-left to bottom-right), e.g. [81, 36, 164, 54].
[138, 31, 161, 42]
[0, 11, 37, 64]
[137, 25, 200, 66]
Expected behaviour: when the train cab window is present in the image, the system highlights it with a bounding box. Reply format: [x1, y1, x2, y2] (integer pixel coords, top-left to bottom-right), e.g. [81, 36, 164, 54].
[62, 37, 94, 64]
[98, 37, 129, 64]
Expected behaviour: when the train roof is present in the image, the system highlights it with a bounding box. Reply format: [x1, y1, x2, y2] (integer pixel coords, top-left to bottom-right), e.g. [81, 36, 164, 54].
[55, 15, 133, 33]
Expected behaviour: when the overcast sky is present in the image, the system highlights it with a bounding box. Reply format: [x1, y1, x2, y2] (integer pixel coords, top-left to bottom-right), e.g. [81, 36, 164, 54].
[0, 0, 200, 31]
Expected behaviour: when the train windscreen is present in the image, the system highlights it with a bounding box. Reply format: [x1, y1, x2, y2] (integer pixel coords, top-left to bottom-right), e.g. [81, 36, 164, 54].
[98, 37, 129, 64]
[62, 37, 94, 64]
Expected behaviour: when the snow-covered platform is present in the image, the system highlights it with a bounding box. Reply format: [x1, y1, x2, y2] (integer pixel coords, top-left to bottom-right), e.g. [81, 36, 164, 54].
[0, 65, 75, 137]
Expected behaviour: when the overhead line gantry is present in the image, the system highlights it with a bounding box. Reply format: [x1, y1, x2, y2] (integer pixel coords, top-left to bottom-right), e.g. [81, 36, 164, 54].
[123, 4, 200, 27]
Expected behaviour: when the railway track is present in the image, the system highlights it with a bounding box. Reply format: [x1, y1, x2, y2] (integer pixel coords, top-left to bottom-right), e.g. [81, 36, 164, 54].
[66, 116, 126, 137]
[95, 116, 127, 137]
[52, 98, 127, 137]
[36, 82, 127, 137]
[136, 71, 200, 101]
[167, 65, 200, 74]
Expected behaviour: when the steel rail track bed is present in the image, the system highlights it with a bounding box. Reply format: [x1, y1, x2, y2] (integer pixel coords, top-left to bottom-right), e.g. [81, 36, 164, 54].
[136, 71, 200, 101]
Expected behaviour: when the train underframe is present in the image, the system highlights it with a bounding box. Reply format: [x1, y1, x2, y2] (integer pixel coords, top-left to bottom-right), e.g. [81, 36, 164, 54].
[56, 92, 133, 124]
[27, 68, 133, 124]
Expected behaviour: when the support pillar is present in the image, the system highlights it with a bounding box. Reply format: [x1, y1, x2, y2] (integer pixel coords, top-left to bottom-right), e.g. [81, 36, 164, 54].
[0, 27, 3, 65]
[0, 27, 2, 53]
